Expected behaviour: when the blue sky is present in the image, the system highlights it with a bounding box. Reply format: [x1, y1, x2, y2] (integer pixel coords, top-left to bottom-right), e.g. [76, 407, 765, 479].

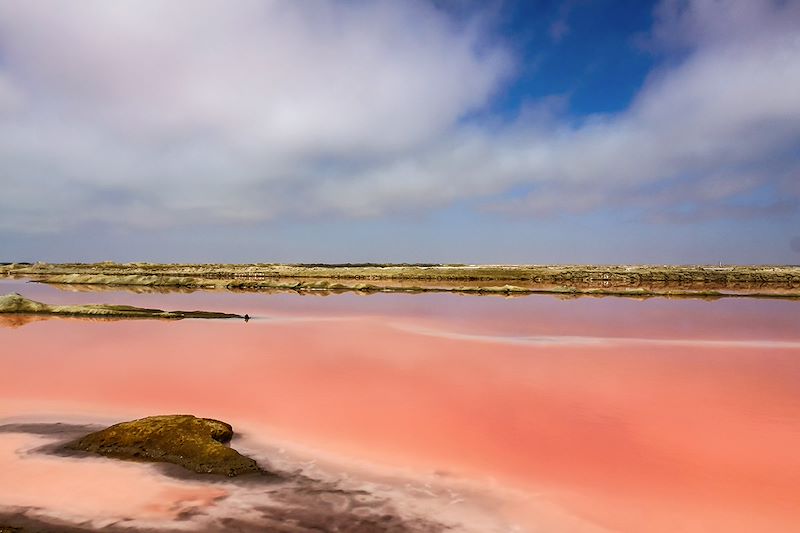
[491, 0, 656, 116]
[0, 0, 798, 264]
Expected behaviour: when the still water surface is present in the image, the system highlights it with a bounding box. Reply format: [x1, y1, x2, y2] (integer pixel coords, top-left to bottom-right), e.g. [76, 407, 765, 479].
[1, 279, 800, 531]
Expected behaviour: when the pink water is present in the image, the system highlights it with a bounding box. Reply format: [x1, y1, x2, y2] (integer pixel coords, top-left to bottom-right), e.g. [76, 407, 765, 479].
[2, 279, 800, 532]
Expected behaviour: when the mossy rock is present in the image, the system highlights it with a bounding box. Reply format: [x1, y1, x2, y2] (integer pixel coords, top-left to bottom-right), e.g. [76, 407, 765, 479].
[64, 415, 264, 477]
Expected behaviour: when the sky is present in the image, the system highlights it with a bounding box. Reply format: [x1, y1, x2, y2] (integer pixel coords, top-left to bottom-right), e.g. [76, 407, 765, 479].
[0, 0, 798, 264]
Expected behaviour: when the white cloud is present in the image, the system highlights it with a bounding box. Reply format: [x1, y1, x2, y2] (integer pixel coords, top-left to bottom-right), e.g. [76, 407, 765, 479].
[0, 0, 798, 234]
[0, 0, 510, 230]
[316, 0, 800, 219]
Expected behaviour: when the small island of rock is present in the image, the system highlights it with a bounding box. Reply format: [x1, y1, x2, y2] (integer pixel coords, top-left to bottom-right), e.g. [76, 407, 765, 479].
[64, 415, 265, 477]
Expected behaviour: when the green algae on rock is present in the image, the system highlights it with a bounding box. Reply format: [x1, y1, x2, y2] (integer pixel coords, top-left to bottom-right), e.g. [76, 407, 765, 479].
[64, 415, 264, 477]
[0, 293, 243, 320]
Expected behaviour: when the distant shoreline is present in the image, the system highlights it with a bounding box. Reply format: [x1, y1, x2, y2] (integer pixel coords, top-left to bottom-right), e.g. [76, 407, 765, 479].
[2, 262, 799, 299]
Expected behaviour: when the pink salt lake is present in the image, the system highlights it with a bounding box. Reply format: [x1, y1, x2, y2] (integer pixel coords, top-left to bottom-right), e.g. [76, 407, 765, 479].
[1, 279, 799, 532]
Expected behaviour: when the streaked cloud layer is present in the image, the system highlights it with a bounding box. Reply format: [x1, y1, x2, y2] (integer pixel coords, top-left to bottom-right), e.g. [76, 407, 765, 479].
[0, 0, 798, 261]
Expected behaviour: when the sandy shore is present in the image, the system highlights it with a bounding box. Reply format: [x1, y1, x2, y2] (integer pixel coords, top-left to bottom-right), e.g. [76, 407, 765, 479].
[0, 418, 525, 533]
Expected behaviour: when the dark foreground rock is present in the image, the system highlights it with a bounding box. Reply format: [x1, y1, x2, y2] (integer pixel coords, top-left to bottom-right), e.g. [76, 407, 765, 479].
[63, 415, 263, 477]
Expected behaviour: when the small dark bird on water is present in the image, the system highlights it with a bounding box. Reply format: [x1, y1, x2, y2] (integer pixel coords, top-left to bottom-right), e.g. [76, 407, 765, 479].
[244, 314, 250, 322]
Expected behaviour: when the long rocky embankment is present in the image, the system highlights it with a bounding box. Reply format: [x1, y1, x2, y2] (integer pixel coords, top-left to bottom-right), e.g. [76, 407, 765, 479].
[2, 262, 799, 298]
